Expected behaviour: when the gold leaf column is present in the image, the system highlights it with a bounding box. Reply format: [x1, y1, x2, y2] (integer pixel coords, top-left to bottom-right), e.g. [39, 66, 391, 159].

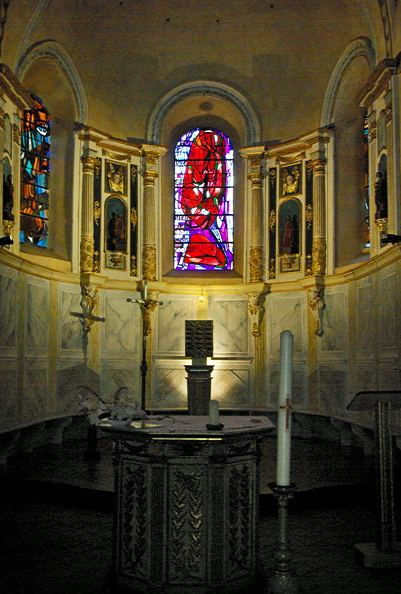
[80, 152, 99, 273]
[140, 145, 166, 281]
[311, 158, 327, 277]
[241, 147, 265, 283]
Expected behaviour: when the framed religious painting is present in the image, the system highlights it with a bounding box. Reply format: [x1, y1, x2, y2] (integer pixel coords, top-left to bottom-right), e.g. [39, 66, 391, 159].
[105, 161, 127, 195]
[280, 162, 302, 197]
[278, 198, 301, 272]
[105, 195, 128, 269]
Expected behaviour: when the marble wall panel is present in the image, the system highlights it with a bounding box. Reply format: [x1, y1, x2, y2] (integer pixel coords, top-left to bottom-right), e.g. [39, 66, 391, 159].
[268, 293, 305, 358]
[378, 269, 398, 354]
[60, 285, 83, 353]
[57, 361, 99, 414]
[100, 364, 141, 405]
[21, 362, 48, 424]
[319, 287, 347, 355]
[103, 290, 140, 357]
[211, 296, 250, 357]
[353, 361, 378, 394]
[26, 276, 49, 352]
[0, 264, 18, 351]
[156, 295, 196, 355]
[151, 365, 188, 409]
[0, 363, 20, 431]
[267, 362, 307, 409]
[355, 279, 375, 358]
[318, 364, 348, 414]
[211, 367, 250, 407]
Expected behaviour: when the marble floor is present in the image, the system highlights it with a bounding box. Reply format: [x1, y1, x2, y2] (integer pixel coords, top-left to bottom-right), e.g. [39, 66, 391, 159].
[0, 432, 400, 594]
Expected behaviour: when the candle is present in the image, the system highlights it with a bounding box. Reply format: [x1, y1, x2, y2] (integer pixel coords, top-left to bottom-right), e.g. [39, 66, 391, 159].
[143, 281, 148, 300]
[209, 399, 219, 425]
[276, 330, 293, 486]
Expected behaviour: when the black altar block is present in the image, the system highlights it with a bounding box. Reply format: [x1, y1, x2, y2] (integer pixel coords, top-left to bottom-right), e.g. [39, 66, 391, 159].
[101, 415, 274, 594]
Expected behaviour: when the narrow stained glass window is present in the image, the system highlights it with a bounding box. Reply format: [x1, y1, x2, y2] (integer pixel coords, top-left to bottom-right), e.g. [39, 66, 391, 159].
[174, 128, 233, 270]
[20, 93, 50, 247]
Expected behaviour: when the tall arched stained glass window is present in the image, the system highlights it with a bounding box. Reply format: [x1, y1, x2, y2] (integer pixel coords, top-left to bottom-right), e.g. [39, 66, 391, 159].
[174, 128, 234, 270]
[20, 93, 50, 247]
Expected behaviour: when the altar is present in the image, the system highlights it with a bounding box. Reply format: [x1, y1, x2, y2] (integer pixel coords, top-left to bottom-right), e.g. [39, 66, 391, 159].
[101, 415, 274, 593]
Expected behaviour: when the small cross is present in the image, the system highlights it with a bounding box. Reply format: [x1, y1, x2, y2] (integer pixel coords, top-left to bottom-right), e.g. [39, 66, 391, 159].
[279, 396, 292, 429]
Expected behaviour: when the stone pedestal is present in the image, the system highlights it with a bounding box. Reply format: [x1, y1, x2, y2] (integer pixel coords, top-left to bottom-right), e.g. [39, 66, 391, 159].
[101, 416, 274, 594]
[185, 364, 214, 415]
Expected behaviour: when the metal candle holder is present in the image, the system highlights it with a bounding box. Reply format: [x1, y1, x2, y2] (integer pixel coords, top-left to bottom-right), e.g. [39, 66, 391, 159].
[266, 482, 299, 594]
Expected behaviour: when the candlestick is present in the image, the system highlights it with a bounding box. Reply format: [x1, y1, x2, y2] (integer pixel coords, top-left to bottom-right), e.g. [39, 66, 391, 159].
[276, 330, 293, 487]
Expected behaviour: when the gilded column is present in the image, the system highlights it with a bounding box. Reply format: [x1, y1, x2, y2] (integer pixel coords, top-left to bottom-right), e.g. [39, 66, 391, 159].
[141, 145, 166, 280]
[247, 152, 265, 282]
[0, 105, 6, 232]
[311, 159, 327, 276]
[80, 152, 98, 273]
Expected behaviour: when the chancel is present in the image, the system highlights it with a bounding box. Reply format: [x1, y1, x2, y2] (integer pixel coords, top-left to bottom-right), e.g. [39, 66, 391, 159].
[1, 2, 401, 594]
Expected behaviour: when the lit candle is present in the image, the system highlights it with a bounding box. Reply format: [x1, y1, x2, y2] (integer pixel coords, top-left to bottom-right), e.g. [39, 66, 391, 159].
[276, 330, 293, 486]
[209, 399, 219, 425]
[143, 281, 148, 300]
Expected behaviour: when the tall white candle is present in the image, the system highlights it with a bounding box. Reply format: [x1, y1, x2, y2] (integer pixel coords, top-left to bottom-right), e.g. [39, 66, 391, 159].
[143, 281, 148, 300]
[276, 330, 293, 486]
[209, 399, 219, 425]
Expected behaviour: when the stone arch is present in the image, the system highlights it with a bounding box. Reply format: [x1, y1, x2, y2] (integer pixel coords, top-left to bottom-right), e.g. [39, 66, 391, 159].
[15, 40, 88, 124]
[147, 80, 261, 146]
[321, 37, 375, 128]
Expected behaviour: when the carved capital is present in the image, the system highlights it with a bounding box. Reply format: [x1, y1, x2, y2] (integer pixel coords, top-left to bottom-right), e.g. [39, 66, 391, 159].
[142, 169, 158, 186]
[249, 246, 264, 283]
[312, 237, 326, 276]
[81, 155, 100, 174]
[311, 159, 326, 176]
[142, 244, 156, 280]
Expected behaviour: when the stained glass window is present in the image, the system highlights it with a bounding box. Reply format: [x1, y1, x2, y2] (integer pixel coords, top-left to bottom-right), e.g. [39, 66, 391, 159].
[174, 128, 234, 270]
[20, 93, 50, 247]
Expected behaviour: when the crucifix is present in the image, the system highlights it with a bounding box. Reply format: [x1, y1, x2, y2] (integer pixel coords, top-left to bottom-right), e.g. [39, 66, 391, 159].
[71, 286, 105, 362]
[127, 281, 163, 411]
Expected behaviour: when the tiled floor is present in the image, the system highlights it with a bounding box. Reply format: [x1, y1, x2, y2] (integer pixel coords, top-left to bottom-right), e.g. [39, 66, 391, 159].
[0, 432, 400, 594]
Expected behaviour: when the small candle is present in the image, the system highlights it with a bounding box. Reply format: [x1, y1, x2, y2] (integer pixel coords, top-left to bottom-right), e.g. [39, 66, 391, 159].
[143, 281, 148, 300]
[209, 399, 219, 425]
[276, 330, 293, 486]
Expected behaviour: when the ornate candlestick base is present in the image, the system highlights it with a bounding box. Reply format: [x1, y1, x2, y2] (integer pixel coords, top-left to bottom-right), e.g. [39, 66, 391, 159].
[265, 483, 299, 594]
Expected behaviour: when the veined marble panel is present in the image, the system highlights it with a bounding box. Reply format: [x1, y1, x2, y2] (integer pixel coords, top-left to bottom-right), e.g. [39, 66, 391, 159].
[59, 285, 83, 352]
[100, 364, 141, 406]
[268, 293, 305, 357]
[151, 365, 188, 409]
[0, 362, 19, 431]
[355, 279, 375, 358]
[211, 296, 250, 356]
[26, 276, 49, 352]
[211, 367, 250, 407]
[319, 287, 347, 355]
[318, 364, 348, 414]
[267, 362, 307, 408]
[102, 290, 140, 356]
[156, 295, 196, 356]
[21, 363, 48, 424]
[57, 361, 100, 414]
[0, 265, 18, 351]
[378, 270, 398, 353]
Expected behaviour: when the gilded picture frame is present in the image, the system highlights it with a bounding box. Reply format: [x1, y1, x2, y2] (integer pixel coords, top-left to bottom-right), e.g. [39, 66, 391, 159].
[280, 162, 302, 197]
